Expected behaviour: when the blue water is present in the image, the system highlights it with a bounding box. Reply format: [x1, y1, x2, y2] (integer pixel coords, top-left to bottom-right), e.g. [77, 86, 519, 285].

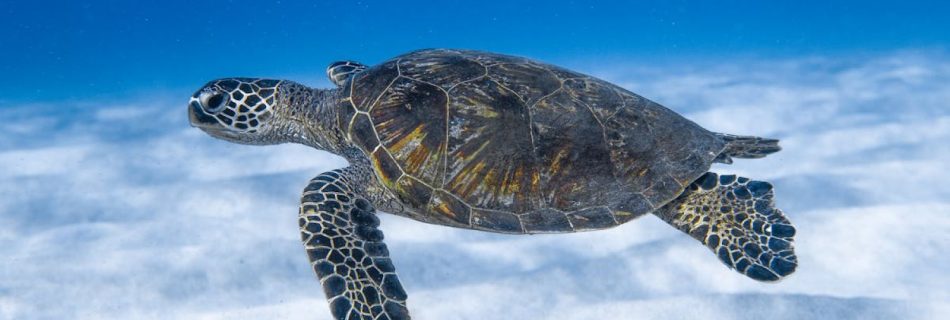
[2, 1, 948, 319]
[2, 0, 947, 102]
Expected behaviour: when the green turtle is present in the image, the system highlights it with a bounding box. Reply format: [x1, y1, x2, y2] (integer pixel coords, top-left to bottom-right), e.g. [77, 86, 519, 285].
[188, 49, 797, 320]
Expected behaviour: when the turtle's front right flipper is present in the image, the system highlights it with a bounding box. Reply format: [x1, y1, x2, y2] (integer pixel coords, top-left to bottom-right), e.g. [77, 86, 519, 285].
[327, 61, 368, 87]
[654, 172, 797, 282]
[299, 168, 410, 320]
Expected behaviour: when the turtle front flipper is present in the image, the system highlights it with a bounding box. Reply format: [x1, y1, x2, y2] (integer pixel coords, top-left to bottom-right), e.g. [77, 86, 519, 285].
[653, 172, 797, 282]
[299, 168, 410, 320]
[327, 61, 368, 87]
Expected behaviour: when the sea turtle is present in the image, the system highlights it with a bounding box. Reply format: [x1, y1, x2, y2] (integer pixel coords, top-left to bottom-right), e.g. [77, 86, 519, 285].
[187, 49, 797, 320]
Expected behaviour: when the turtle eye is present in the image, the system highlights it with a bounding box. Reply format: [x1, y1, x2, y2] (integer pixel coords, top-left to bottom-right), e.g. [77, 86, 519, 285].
[199, 90, 228, 113]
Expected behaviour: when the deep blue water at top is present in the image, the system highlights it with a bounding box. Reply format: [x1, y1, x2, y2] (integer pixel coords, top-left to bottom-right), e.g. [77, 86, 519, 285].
[1, 0, 947, 102]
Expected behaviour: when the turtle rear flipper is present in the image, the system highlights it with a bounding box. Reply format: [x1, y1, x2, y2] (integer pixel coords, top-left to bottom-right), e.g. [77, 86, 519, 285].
[654, 172, 797, 282]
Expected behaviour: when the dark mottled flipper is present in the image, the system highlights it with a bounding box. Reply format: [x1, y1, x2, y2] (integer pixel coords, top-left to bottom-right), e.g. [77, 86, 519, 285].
[299, 168, 410, 320]
[654, 172, 797, 281]
[715, 134, 781, 164]
[327, 61, 368, 87]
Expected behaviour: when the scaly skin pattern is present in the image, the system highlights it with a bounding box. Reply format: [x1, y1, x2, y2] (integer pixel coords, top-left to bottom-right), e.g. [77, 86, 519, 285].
[655, 172, 797, 281]
[300, 167, 410, 320]
[328, 61, 369, 87]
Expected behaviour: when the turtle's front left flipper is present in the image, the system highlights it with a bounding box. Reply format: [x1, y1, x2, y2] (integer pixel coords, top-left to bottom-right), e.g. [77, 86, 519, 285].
[326, 61, 368, 87]
[299, 168, 410, 320]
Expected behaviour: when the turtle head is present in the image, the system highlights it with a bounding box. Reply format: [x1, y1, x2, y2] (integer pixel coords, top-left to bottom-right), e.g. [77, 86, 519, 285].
[189, 78, 292, 145]
[189, 77, 345, 151]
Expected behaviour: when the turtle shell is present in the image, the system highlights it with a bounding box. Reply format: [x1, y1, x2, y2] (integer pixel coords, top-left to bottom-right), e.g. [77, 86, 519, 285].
[339, 49, 725, 233]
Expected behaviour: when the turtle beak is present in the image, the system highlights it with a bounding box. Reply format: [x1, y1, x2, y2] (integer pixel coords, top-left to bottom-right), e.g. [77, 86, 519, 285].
[188, 99, 219, 129]
[188, 100, 247, 142]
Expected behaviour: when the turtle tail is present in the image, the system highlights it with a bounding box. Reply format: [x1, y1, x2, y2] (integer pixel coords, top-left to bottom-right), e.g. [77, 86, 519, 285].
[654, 172, 797, 282]
[714, 133, 781, 164]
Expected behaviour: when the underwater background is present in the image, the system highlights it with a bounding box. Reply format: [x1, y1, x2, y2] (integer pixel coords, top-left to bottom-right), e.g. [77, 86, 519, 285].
[1, 1, 948, 319]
